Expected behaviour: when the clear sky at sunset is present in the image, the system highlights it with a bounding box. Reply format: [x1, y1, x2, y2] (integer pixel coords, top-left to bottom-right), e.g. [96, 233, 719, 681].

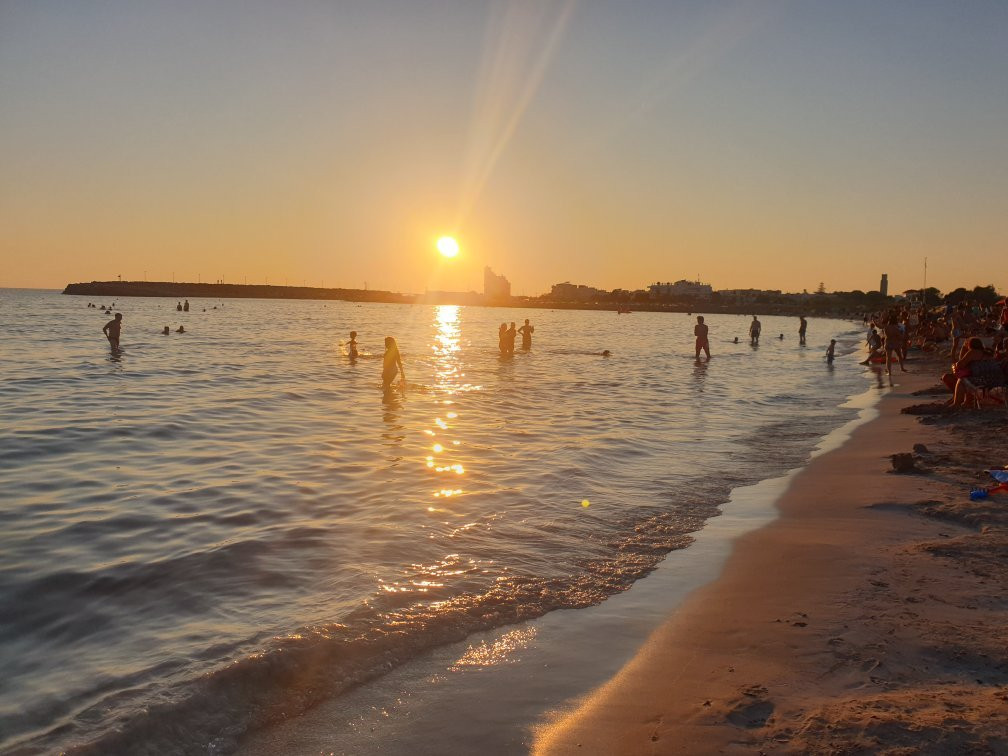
[2, 1, 1005, 296]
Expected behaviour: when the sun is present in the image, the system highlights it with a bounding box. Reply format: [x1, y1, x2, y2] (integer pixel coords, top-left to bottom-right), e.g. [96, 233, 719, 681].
[436, 236, 459, 258]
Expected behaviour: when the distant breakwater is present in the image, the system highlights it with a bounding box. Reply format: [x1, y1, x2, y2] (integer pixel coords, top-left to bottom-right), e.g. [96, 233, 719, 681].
[62, 281, 852, 317]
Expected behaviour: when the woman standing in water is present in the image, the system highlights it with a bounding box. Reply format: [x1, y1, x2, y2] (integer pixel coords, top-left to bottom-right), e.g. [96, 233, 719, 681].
[382, 336, 405, 391]
[498, 323, 508, 355]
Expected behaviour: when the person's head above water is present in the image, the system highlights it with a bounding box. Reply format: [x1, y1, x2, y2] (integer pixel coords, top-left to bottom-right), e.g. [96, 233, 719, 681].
[162, 326, 169, 334]
[601, 350, 611, 357]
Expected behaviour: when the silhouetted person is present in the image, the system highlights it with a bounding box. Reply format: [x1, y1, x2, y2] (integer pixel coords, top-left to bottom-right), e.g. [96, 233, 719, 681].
[498, 323, 508, 355]
[749, 315, 761, 345]
[826, 339, 836, 364]
[176, 301, 183, 311]
[694, 316, 710, 360]
[798, 316, 807, 345]
[382, 336, 405, 391]
[103, 312, 123, 350]
[183, 300, 190, 312]
[506, 322, 517, 355]
[176, 325, 185, 333]
[518, 319, 534, 350]
[347, 331, 359, 359]
[162, 326, 170, 335]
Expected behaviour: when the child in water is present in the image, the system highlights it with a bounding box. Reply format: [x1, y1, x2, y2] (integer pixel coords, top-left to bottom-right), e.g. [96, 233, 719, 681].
[347, 331, 359, 359]
[826, 339, 836, 364]
[382, 336, 405, 391]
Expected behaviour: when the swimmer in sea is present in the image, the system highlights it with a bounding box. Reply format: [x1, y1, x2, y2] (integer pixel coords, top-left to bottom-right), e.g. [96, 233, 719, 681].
[347, 331, 359, 359]
[826, 339, 836, 364]
[600, 350, 611, 357]
[103, 312, 123, 350]
[162, 326, 170, 335]
[382, 336, 405, 391]
[694, 315, 711, 360]
[176, 325, 185, 333]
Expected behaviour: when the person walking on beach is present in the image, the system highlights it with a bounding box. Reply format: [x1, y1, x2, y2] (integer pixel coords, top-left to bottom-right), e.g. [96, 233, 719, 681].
[882, 317, 907, 376]
[103, 312, 123, 351]
[382, 336, 405, 391]
[749, 315, 761, 345]
[798, 316, 807, 345]
[694, 316, 711, 360]
[518, 319, 534, 350]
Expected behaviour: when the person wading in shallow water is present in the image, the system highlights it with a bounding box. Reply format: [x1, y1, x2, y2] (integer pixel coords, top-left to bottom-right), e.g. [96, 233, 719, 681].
[694, 315, 711, 361]
[518, 319, 534, 350]
[749, 315, 761, 345]
[382, 336, 406, 391]
[798, 316, 807, 345]
[103, 312, 123, 351]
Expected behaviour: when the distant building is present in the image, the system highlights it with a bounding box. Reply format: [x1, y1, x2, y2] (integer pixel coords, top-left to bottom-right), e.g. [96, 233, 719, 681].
[648, 279, 713, 299]
[550, 281, 604, 301]
[880, 273, 888, 297]
[484, 267, 511, 299]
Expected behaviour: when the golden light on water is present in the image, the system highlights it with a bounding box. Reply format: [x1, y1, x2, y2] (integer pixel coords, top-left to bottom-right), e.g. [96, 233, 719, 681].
[436, 236, 459, 258]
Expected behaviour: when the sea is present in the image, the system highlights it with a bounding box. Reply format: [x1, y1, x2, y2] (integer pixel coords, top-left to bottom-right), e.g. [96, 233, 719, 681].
[0, 289, 874, 754]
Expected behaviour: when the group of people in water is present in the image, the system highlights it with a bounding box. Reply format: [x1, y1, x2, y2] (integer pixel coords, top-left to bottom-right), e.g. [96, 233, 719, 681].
[498, 320, 534, 354]
[694, 314, 824, 362]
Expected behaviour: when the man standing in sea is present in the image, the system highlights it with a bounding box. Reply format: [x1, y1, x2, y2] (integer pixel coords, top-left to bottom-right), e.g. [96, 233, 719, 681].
[694, 315, 711, 361]
[749, 315, 761, 345]
[103, 312, 123, 351]
[798, 316, 807, 345]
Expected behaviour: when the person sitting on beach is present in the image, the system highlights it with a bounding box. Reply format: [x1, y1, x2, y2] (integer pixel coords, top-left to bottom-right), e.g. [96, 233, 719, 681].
[942, 337, 987, 392]
[749, 315, 761, 345]
[176, 325, 185, 333]
[347, 331, 359, 359]
[103, 312, 123, 350]
[518, 319, 534, 350]
[826, 339, 836, 364]
[382, 336, 405, 391]
[498, 323, 508, 355]
[798, 316, 807, 345]
[162, 326, 170, 335]
[694, 316, 710, 360]
[506, 322, 517, 355]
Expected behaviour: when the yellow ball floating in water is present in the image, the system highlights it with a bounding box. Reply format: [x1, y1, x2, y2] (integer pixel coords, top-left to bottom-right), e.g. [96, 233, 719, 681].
[581, 499, 590, 508]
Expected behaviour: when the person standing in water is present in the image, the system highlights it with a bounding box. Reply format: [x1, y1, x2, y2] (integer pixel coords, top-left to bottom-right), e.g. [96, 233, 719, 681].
[798, 316, 807, 345]
[694, 316, 711, 360]
[382, 336, 405, 391]
[498, 323, 508, 355]
[825, 339, 836, 364]
[103, 312, 123, 350]
[518, 319, 534, 350]
[176, 301, 183, 312]
[506, 322, 517, 355]
[749, 315, 761, 345]
[183, 300, 190, 312]
[346, 331, 359, 360]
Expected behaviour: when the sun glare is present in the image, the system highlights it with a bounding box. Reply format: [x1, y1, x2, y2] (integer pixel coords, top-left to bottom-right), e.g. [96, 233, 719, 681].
[436, 236, 460, 258]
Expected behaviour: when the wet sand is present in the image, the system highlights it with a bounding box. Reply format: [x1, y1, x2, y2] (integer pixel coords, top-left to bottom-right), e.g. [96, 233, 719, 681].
[535, 363, 1008, 754]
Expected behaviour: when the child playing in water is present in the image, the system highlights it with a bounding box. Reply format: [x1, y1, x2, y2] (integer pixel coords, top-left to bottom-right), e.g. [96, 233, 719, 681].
[347, 331, 359, 359]
[382, 336, 405, 391]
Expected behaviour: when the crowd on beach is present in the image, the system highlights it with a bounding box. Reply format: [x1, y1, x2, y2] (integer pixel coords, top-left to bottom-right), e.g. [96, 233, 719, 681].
[861, 297, 1008, 408]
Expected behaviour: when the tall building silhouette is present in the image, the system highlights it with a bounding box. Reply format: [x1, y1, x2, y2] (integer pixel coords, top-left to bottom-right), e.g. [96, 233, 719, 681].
[879, 274, 888, 297]
[484, 267, 511, 299]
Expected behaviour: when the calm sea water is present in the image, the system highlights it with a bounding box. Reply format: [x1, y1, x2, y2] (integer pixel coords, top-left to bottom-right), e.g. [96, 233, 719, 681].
[0, 289, 867, 753]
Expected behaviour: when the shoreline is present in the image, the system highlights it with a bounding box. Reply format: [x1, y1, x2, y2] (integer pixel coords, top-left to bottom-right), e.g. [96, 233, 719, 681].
[534, 362, 1008, 754]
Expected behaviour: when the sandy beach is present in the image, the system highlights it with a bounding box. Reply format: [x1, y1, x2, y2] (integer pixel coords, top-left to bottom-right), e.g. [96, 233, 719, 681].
[535, 361, 1008, 754]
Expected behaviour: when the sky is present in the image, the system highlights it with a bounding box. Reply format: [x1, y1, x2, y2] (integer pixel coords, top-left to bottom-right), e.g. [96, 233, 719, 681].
[1, 0, 1006, 296]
